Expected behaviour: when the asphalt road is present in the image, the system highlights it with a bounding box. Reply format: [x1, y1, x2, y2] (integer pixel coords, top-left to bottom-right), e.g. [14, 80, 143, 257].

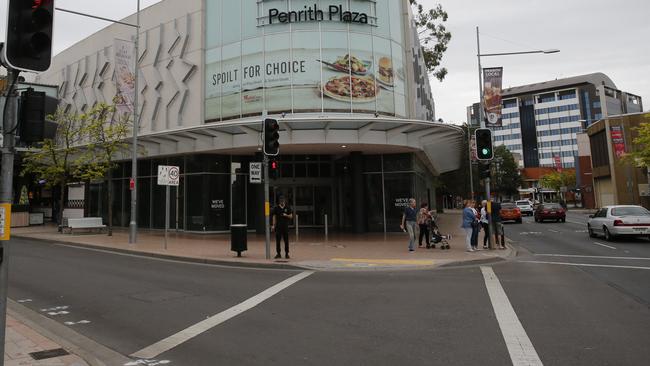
[7, 233, 650, 366]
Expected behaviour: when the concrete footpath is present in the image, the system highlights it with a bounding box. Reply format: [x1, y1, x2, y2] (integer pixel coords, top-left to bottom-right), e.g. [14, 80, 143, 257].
[12, 211, 514, 270]
[4, 314, 88, 366]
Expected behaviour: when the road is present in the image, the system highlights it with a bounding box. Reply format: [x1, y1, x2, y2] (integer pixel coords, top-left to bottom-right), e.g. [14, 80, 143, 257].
[7, 228, 650, 366]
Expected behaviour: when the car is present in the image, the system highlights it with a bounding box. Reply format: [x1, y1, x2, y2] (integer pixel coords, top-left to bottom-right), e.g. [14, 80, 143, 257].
[499, 202, 522, 223]
[515, 200, 534, 216]
[587, 205, 650, 241]
[534, 203, 566, 223]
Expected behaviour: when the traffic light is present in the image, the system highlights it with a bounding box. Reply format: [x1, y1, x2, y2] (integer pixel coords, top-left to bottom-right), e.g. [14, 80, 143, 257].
[475, 128, 494, 160]
[479, 162, 491, 180]
[263, 118, 280, 156]
[269, 159, 279, 179]
[4, 0, 55, 72]
[19, 88, 58, 143]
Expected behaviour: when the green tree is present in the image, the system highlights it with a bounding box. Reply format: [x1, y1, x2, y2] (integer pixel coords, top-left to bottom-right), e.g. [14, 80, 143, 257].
[539, 170, 576, 192]
[623, 122, 650, 168]
[22, 107, 86, 228]
[75, 103, 132, 236]
[409, 0, 452, 81]
[492, 145, 522, 199]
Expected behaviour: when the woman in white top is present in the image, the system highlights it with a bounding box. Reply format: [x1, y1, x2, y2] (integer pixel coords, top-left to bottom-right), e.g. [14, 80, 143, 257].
[480, 200, 490, 249]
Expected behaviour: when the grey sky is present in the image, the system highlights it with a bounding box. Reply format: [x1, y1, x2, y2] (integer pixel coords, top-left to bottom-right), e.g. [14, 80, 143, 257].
[2, 0, 648, 124]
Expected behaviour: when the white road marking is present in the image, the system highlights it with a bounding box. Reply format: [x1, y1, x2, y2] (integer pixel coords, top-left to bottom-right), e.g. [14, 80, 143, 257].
[547, 229, 560, 233]
[64, 320, 91, 326]
[481, 267, 543, 366]
[47, 311, 70, 316]
[521, 261, 650, 270]
[131, 271, 314, 360]
[519, 232, 542, 236]
[41, 306, 69, 312]
[17, 299, 32, 303]
[593, 242, 617, 250]
[566, 220, 586, 225]
[535, 254, 650, 261]
[125, 360, 171, 366]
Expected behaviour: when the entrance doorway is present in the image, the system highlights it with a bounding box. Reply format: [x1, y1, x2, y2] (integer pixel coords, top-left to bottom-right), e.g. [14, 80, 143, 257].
[271, 184, 334, 228]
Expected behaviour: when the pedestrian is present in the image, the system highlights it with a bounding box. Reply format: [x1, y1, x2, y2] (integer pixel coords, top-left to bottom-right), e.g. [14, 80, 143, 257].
[470, 200, 480, 250]
[271, 195, 293, 259]
[480, 200, 490, 249]
[400, 198, 418, 252]
[461, 199, 477, 252]
[491, 200, 506, 249]
[417, 202, 432, 248]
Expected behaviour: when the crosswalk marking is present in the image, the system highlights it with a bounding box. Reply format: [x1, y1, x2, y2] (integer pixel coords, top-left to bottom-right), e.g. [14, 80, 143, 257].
[481, 266, 543, 366]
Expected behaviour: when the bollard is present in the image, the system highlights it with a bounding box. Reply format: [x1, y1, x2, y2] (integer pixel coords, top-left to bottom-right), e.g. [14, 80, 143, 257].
[324, 214, 328, 241]
[295, 214, 299, 242]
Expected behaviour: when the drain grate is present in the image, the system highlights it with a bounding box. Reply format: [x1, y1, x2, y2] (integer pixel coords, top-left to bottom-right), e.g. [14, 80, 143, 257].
[30, 348, 70, 360]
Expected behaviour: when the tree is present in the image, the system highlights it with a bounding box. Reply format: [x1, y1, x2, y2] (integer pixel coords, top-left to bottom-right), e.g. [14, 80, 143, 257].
[22, 107, 86, 229]
[540, 170, 576, 192]
[623, 122, 650, 168]
[75, 103, 131, 236]
[492, 146, 522, 199]
[409, 0, 452, 81]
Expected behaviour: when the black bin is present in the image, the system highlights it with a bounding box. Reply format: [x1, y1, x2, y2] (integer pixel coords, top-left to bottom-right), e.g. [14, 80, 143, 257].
[230, 224, 247, 257]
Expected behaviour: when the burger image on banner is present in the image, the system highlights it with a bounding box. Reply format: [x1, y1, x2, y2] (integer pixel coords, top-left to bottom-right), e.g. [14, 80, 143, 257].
[377, 57, 394, 86]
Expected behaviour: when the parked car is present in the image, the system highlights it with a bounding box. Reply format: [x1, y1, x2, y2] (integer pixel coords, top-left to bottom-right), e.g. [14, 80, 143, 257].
[515, 200, 534, 216]
[534, 203, 566, 223]
[499, 202, 522, 223]
[587, 205, 650, 241]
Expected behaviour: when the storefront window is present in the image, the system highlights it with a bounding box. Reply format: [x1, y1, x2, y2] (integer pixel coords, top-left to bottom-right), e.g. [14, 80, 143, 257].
[364, 173, 384, 231]
[384, 173, 414, 231]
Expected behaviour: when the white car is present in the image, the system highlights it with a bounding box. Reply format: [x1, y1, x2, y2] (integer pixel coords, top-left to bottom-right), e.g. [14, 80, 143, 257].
[587, 205, 650, 241]
[515, 200, 534, 216]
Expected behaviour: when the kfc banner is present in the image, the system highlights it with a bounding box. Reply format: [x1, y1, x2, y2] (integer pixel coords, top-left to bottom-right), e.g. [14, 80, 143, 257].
[114, 39, 136, 116]
[483, 67, 503, 127]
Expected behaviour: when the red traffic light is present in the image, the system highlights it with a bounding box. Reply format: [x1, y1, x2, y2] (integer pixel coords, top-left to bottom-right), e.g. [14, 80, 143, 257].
[270, 161, 278, 170]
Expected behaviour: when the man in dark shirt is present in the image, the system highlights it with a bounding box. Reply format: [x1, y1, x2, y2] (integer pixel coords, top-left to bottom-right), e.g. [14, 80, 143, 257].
[400, 198, 418, 252]
[272, 195, 293, 259]
[490, 201, 505, 249]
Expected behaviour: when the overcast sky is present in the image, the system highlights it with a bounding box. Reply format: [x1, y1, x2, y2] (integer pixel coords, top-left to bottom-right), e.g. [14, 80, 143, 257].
[2, 0, 648, 124]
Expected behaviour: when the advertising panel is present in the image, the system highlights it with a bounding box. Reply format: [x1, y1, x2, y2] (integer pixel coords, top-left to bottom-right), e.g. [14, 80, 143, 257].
[114, 39, 135, 116]
[610, 125, 626, 158]
[483, 67, 503, 127]
[204, 0, 408, 122]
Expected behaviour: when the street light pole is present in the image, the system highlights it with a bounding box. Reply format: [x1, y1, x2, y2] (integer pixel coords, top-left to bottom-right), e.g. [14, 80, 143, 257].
[129, 0, 141, 244]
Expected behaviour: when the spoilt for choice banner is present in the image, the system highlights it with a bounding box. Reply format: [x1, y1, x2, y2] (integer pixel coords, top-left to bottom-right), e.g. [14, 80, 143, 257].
[483, 67, 503, 127]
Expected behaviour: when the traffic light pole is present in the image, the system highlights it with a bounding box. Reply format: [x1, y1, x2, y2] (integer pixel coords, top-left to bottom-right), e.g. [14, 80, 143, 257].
[0, 68, 19, 366]
[263, 155, 271, 260]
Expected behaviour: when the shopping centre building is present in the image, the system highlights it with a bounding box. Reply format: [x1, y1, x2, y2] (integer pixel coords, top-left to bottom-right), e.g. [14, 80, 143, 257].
[34, 0, 463, 233]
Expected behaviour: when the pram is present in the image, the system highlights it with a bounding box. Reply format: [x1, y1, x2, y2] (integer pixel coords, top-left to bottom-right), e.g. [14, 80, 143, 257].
[429, 214, 451, 250]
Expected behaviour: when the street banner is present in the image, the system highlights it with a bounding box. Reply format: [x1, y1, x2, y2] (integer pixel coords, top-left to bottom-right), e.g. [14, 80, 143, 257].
[482, 67, 503, 127]
[470, 134, 478, 161]
[114, 38, 136, 116]
[610, 125, 626, 158]
[553, 154, 563, 172]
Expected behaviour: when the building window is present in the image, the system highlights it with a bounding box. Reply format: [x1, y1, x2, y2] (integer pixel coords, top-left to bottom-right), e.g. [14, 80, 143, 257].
[537, 93, 556, 103]
[558, 90, 576, 100]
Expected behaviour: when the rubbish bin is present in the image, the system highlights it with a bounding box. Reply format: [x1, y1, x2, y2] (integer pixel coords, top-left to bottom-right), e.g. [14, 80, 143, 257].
[230, 224, 247, 257]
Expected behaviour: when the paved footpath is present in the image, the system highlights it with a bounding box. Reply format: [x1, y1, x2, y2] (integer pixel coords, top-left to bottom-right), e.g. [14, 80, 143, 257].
[5, 315, 88, 366]
[12, 211, 513, 270]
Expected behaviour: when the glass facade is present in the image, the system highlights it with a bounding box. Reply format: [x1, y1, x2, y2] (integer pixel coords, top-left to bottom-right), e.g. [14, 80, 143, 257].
[205, 0, 414, 121]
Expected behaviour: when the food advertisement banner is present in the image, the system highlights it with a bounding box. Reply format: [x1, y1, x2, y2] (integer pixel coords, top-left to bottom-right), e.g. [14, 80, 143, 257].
[114, 39, 135, 116]
[482, 67, 503, 127]
[610, 125, 626, 158]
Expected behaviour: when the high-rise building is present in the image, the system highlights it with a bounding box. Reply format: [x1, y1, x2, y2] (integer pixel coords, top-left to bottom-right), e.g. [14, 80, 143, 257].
[469, 73, 643, 169]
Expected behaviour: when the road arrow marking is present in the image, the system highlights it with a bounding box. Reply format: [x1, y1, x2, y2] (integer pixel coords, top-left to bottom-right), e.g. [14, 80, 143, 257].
[131, 271, 314, 360]
[481, 267, 543, 366]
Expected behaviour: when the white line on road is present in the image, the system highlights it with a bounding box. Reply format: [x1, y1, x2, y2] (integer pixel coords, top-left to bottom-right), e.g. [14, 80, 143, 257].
[566, 220, 586, 225]
[547, 229, 560, 233]
[481, 267, 543, 366]
[535, 254, 650, 261]
[521, 261, 650, 270]
[593, 242, 617, 250]
[131, 271, 314, 360]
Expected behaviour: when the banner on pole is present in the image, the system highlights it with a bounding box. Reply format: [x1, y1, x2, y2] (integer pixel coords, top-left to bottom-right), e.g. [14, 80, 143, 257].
[610, 125, 626, 158]
[114, 39, 136, 116]
[483, 67, 503, 127]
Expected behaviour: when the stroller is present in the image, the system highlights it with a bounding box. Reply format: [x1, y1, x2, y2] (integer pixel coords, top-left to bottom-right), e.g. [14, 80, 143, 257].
[429, 214, 451, 250]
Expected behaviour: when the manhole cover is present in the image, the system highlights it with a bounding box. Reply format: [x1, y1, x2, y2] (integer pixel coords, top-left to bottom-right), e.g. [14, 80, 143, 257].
[30, 348, 70, 360]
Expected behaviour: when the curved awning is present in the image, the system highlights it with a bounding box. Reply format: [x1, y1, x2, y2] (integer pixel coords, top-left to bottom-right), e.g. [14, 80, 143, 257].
[130, 115, 464, 175]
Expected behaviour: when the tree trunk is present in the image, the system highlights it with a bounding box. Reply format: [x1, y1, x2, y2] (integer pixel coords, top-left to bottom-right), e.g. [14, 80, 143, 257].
[107, 170, 113, 236]
[58, 181, 65, 232]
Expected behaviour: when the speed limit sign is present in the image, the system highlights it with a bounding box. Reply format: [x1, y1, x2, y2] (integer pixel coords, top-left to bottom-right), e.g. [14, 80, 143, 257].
[157, 165, 180, 186]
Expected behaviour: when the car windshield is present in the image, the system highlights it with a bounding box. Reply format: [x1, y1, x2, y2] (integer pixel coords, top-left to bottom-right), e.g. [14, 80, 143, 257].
[516, 201, 529, 206]
[542, 204, 561, 209]
[611, 207, 650, 216]
[501, 203, 516, 209]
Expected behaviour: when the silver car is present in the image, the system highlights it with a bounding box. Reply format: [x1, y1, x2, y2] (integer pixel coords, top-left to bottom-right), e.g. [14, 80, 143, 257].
[587, 205, 650, 241]
[515, 200, 534, 216]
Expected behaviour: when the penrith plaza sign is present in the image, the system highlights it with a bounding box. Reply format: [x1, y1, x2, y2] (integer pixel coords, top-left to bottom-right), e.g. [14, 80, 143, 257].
[267, 4, 370, 25]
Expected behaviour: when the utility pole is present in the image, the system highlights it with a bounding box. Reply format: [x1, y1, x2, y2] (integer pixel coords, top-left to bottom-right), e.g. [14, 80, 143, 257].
[0, 68, 19, 366]
[467, 125, 475, 200]
[264, 154, 271, 260]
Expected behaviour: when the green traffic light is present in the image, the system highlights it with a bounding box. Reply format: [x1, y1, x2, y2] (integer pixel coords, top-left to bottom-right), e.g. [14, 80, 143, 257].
[482, 148, 490, 155]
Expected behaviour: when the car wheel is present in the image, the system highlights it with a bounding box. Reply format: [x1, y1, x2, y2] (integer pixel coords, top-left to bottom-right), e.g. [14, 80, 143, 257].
[516, 218, 522, 224]
[588, 225, 596, 238]
[604, 227, 614, 242]
[561, 218, 566, 223]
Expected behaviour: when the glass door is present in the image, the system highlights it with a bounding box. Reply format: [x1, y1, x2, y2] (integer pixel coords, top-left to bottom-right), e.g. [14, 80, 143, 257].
[294, 186, 314, 226]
